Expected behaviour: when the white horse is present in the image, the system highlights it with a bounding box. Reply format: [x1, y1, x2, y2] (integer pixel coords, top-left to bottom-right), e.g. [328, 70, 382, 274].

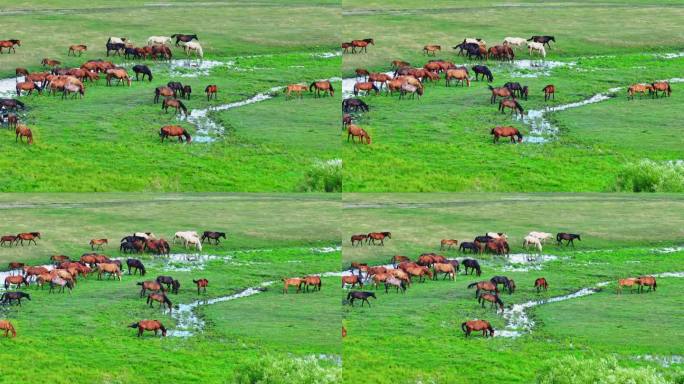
[503, 37, 527, 48]
[185, 236, 202, 252]
[108, 37, 127, 45]
[134, 232, 157, 240]
[465, 38, 486, 46]
[147, 36, 172, 46]
[174, 231, 199, 245]
[528, 231, 553, 244]
[522, 235, 543, 254]
[527, 41, 546, 58]
[487, 232, 508, 240]
[183, 41, 203, 59]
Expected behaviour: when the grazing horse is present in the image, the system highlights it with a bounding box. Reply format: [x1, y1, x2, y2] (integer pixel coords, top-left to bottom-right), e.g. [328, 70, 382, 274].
[617, 278, 640, 294]
[0, 291, 31, 306]
[543, 84, 555, 101]
[4, 275, 28, 289]
[172, 34, 199, 46]
[154, 86, 175, 103]
[478, 293, 504, 313]
[68, 44, 87, 56]
[406, 266, 433, 282]
[309, 81, 334, 97]
[129, 320, 166, 337]
[472, 65, 493, 82]
[193, 279, 209, 295]
[156, 276, 180, 294]
[528, 35, 555, 49]
[391, 60, 410, 69]
[351, 234, 367, 246]
[353, 82, 380, 96]
[522, 235, 543, 254]
[342, 113, 352, 129]
[41, 58, 61, 67]
[351, 38, 374, 53]
[159, 125, 192, 144]
[445, 68, 470, 87]
[638, 276, 657, 293]
[491, 126, 523, 144]
[462, 259, 481, 275]
[162, 98, 188, 116]
[490, 276, 515, 294]
[201, 231, 226, 245]
[432, 263, 456, 280]
[0, 320, 16, 337]
[147, 36, 172, 46]
[132, 65, 153, 82]
[627, 84, 653, 100]
[499, 98, 524, 117]
[14, 232, 40, 246]
[527, 42, 546, 58]
[343, 98, 369, 113]
[182, 41, 203, 59]
[459, 242, 479, 254]
[285, 84, 308, 100]
[556, 233, 580, 247]
[468, 281, 498, 298]
[347, 124, 371, 144]
[342, 275, 363, 289]
[144, 239, 170, 256]
[462, 320, 494, 338]
[127, 259, 146, 276]
[138, 280, 164, 297]
[89, 239, 108, 250]
[399, 83, 423, 99]
[534, 278, 549, 292]
[283, 277, 304, 294]
[15, 124, 33, 145]
[503, 37, 527, 48]
[651, 81, 671, 98]
[205, 84, 218, 100]
[423, 45, 441, 56]
[16, 81, 43, 96]
[355, 68, 370, 81]
[488, 85, 511, 104]
[105, 69, 131, 87]
[346, 291, 375, 307]
[97, 263, 122, 280]
[49, 276, 74, 294]
[147, 293, 173, 312]
[440, 239, 458, 250]
[302, 276, 322, 292]
[0, 39, 21, 54]
[504, 82, 524, 98]
[366, 232, 390, 246]
[384, 277, 406, 293]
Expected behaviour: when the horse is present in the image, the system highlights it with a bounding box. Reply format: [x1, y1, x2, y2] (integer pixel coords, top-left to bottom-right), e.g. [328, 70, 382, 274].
[522, 235, 543, 254]
[285, 84, 308, 100]
[4, 275, 27, 289]
[556, 233, 580, 247]
[528, 232, 553, 244]
[105, 69, 131, 87]
[283, 277, 304, 294]
[617, 278, 640, 294]
[0, 320, 16, 338]
[458, 242, 478, 254]
[342, 275, 363, 289]
[156, 276, 180, 294]
[154, 86, 175, 103]
[391, 60, 410, 69]
[105, 42, 126, 56]
[627, 84, 653, 100]
[16, 81, 43, 96]
[503, 82, 524, 98]
[86, 239, 107, 250]
[638, 276, 657, 293]
[488, 85, 511, 104]
[12, 124, 34, 145]
[503, 37, 527, 48]
[41, 58, 61, 68]
[384, 277, 406, 294]
[399, 83, 423, 100]
[147, 36, 172, 46]
[528, 35, 555, 49]
[491, 126, 523, 144]
[182, 41, 203, 59]
[97, 263, 122, 281]
[527, 42, 546, 58]
[543, 84, 555, 101]
[342, 98, 369, 113]
[14, 232, 40, 246]
[347, 124, 371, 144]
[390, 255, 410, 267]
[478, 293, 504, 313]
[490, 276, 515, 294]
[162, 98, 188, 116]
[68, 44, 87, 56]
[129, 320, 166, 337]
[1, 236, 18, 247]
[651, 81, 671, 97]
[341, 42, 352, 53]
[171, 34, 199, 46]
[137, 280, 164, 297]
[120, 240, 143, 254]
[440, 239, 458, 250]
[145, 239, 170, 256]
[7, 262, 24, 274]
[147, 293, 173, 312]
[351, 234, 367, 246]
[468, 281, 498, 298]
[423, 45, 441, 56]
[205, 84, 217, 100]
[471, 65, 493, 82]
[180, 85, 192, 100]
[302, 276, 322, 292]
[346, 291, 375, 307]
[534, 277, 549, 293]
[49, 276, 74, 294]
[453, 41, 480, 56]
[132, 65, 153, 82]
[0, 39, 21, 54]
[150, 44, 172, 61]
[0, 98, 25, 111]
[406, 266, 433, 283]
[445, 68, 470, 87]
[353, 82, 380, 96]
[499, 98, 524, 117]
[127, 259, 146, 276]
[159, 125, 192, 144]
[462, 259, 481, 275]
[351, 38, 374, 53]
[417, 255, 436, 267]
[201, 231, 226, 245]
[0, 291, 30, 306]
[366, 232, 390, 246]
[188, 278, 209, 295]
[309, 81, 334, 97]
[342, 114, 353, 130]
[462, 320, 494, 338]
[432, 263, 456, 280]
[355, 68, 370, 81]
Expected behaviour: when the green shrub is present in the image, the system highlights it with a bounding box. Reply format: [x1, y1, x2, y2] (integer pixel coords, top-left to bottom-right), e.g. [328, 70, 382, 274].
[232, 355, 341, 384]
[537, 356, 670, 384]
[298, 159, 342, 192]
[615, 160, 684, 192]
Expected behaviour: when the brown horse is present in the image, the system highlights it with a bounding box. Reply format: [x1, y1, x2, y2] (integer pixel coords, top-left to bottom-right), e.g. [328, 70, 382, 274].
[445, 68, 470, 87]
[1, 236, 18, 247]
[468, 281, 498, 298]
[50, 255, 69, 263]
[462, 319, 494, 337]
[347, 124, 371, 144]
[351, 39, 374, 53]
[534, 277, 549, 292]
[341, 42, 352, 53]
[7, 261, 24, 273]
[154, 86, 175, 103]
[617, 278, 640, 294]
[366, 232, 390, 245]
[627, 84, 653, 100]
[499, 98, 524, 116]
[0, 320, 17, 337]
[309, 81, 334, 97]
[390, 255, 410, 266]
[106, 69, 131, 86]
[138, 280, 164, 297]
[367, 266, 388, 277]
[388, 269, 411, 286]
[89, 239, 108, 250]
[15, 124, 33, 144]
[68, 44, 87, 56]
[147, 293, 173, 311]
[4, 275, 28, 289]
[41, 58, 61, 67]
[129, 320, 166, 337]
[651, 81, 671, 98]
[16, 81, 43, 96]
[488, 85, 512, 103]
[285, 84, 307, 99]
[0, 39, 21, 54]
[353, 82, 380, 96]
[368, 73, 392, 89]
[97, 263, 122, 281]
[15, 232, 40, 245]
[638, 276, 657, 293]
[350, 234, 367, 246]
[432, 263, 456, 280]
[162, 98, 188, 116]
[391, 60, 410, 69]
[542, 84, 555, 101]
[478, 292, 504, 313]
[302, 276, 322, 292]
[406, 266, 433, 283]
[283, 277, 304, 294]
[205, 85, 218, 100]
[193, 278, 209, 295]
[372, 273, 389, 289]
[423, 45, 441, 56]
[160, 125, 192, 144]
[399, 83, 423, 99]
[440, 239, 458, 250]
[342, 275, 363, 288]
[491, 126, 523, 144]
[355, 68, 370, 81]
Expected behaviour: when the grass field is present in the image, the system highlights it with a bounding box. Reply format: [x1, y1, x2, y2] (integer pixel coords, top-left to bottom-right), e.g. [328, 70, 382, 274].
[0, 193, 342, 383]
[0, 1, 341, 192]
[341, 193, 684, 383]
[341, 0, 684, 192]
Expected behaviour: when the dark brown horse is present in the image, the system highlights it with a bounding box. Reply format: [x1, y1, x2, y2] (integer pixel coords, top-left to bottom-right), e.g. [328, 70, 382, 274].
[488, 85, 511, 103]
[309, 81, 334, 97]
[159, 125, 192, 144]
[162, 98, 188, 116]
[154, 86, 175, 103]
[491, 126, 523, 143]
[350, 234, 367, 246]
[171, 34, 199, 46]
[499, 98, 524, 116]
[543, 84, 555, 101]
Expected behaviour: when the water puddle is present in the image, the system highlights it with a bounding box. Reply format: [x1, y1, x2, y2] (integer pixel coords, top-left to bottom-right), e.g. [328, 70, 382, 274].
[633, 355, 683, 368]
[0, 77, 17, 96]
[166, 59, 226, 78]
[507, 60, 575, 78]
[0, 264, 54, 290]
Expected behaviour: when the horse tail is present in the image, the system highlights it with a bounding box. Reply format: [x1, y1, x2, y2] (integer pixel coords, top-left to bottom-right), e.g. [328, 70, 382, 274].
[136, 282, 143, 286]
[183, 129, 192, 143]
[346, 291, 352, 300]
[488, 85, 494, 91]
[309, 82, 316, 92]
[467, 282, 478, 289]
[461, 322, 468, 333]
[16, 100, 25, 109]
[178, 101, 188, 114]
[490, 128, 495, 135]
[515, 100, 524, 112]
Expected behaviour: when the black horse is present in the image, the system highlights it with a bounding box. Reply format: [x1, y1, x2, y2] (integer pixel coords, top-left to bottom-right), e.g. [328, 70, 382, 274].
[121, 235, 147, 244]
[120, 241, 140, 254]
[171, 34, 199, 46]
[464, 45, 484, 60]
[462, 259, 481, 276]
[346, 291, 376, 307]
[181, 85, 192, 100]
[0, 98, 25, 111]
[459, 242, 479, 254]
[504, 82, 524, 98]
[528, 35, 555, 49]
[1, 291, 31, 306]
[557, 233, 581, 247]
[124, 47, 141, 60]
[521, 86, 529, 100]
[453, 41, 480, 56]
[132, 65, 153, 82]
[342, 98, 369, 113]
[106, 42, 125, 57]
[156, 276, 180, 294]
[167, 81, 183, 97]
[127, 258, 146, 275]
[474, 235, 494, 243]
[490, 275, 515, 294]
[472, 65, 493, 82]
[201, 231, 226, 245]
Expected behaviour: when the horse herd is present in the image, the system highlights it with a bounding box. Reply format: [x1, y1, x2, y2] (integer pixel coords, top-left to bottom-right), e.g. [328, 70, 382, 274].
[105, 35, 203, 60]
[0, 229, 227, 338]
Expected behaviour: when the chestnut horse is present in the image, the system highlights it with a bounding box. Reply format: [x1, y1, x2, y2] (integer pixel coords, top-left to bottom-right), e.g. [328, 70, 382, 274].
[432, 263, 456, 280]
[89, 239, 108, 250]
[440, 239, 458, 250]
[342, 275, 363, 288]
[462, 319, 494, 337]
[366, 232, 390, 245]
[627, 84, 653, 100]
[147, 293, 173, 311]
[406, 266, 433, 282]
[488, 85, 511, 103]
[16, 81, 43, 96]
[468, 281, 497, 298]
[347, 124, 371, 144]
[543, 84, 555, 101]
[15, 125, 33, 144]
[499, 98, 524, 117]
[15, 232, 40, 245]
[617, 277, 639, 294]
[0, 39, 21, 54]
[154, 86, 175, 103]
[651, 81, 671, 98]
[478, 293, 504, 313]
[205, 85, 217, 100]
[41, 58, 61, 67]
[193, 278, 209, 295]
[638, 276, 657, 293]
[534, 277, 549, 292]
[309, 81, 334, 97]
[283, 277, 304, 293]
[162, 98, 188, 116]
[445, 68, 470, 87]
[68, 44, 87, 56]
[353, 82, 380, 96]
[285, 84, 307, 99]
[0, 320, 16, 337]
[4, 275, 27, 289]
[138, 280, 164, 297]
[302, 276, 322, 292]
[355, 68, 370, 81]
[491, 126, 523, 144]
[97, 263, 122, 280]
[129, 320, 166, 337]
[106, 69, 131, 86]
[423, 45, 441, 56]
[351, 38, 374, 53]
[160, 125, 192, 144]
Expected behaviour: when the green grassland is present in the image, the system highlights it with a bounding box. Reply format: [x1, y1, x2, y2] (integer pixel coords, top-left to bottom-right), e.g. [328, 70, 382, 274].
[341, 0, 684, 192]
[0, 1, 341, 192]
[341, 193, 684, 383]
[0, 193, 341, 383]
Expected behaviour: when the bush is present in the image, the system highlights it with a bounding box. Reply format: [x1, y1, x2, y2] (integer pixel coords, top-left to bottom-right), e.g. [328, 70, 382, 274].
[537, 356, 671, 384]
[232, 355, 341, 384]
[298, 159, 342, 192]
[615, 160, 684, 192]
